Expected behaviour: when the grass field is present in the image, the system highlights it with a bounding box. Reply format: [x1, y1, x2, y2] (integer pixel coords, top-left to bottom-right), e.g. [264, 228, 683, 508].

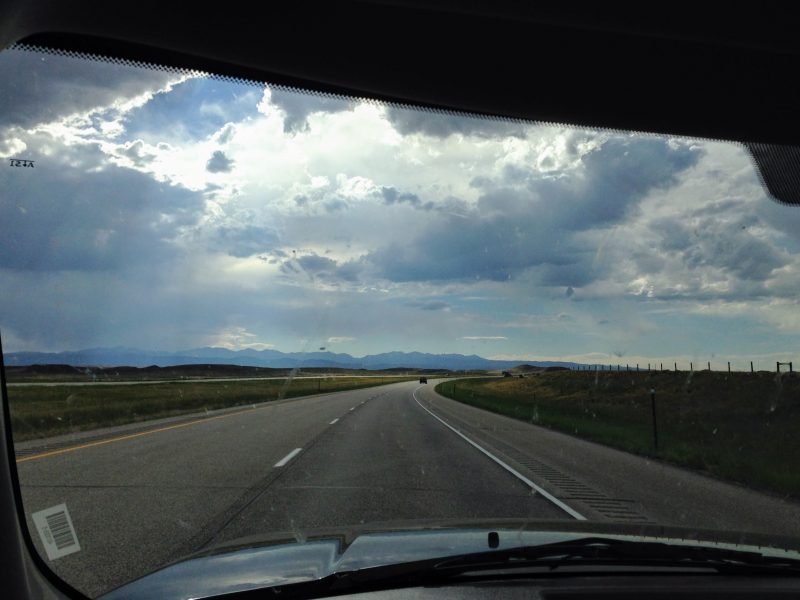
[436, 371, 800, 497]
[8, 376, 414, 442]
[3, 363, 453, 383]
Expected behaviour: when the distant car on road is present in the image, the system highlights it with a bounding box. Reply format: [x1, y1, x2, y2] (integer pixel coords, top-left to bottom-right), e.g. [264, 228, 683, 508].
[419, 377, 427, 384]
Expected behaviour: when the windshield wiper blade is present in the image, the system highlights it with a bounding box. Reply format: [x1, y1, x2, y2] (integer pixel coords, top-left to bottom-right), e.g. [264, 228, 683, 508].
[323, 536, 800, 595]
[221, 536, 800, 600]
[431, 536, 800, 575]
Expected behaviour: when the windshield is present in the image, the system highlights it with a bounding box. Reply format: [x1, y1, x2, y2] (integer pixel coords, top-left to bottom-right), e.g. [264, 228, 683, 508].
[2, 46, 800, 598]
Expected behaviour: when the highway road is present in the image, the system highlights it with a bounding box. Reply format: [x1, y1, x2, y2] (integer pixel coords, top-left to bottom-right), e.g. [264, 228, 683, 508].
[14, 380, 800, 596]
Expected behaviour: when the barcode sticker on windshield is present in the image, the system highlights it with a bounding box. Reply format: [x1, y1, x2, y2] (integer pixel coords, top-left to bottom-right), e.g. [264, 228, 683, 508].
[31, 503, 81, 560]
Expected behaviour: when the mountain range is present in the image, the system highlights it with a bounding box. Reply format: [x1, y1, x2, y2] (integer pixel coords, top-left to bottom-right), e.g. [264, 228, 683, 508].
[2, 346, 580, 371]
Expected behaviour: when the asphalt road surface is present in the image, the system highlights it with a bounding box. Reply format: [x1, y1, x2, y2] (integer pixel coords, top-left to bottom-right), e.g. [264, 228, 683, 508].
[14, 380, 800, 596]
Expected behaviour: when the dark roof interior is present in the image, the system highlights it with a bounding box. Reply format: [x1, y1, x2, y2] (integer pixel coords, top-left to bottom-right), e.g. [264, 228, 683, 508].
[2, 1, 800, 145]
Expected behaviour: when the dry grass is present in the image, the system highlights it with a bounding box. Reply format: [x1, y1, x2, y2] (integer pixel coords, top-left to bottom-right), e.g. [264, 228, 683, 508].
[437, 370, 800, 497]
[8, 376, 414, 441]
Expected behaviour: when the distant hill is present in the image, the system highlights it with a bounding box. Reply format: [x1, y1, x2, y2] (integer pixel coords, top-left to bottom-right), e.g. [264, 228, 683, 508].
[511, 364, 545, 373]
[2, 346, 581, 372]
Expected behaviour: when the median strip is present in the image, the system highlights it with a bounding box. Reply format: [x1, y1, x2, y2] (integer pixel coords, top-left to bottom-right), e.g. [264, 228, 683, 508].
[274, 448, 302, 467]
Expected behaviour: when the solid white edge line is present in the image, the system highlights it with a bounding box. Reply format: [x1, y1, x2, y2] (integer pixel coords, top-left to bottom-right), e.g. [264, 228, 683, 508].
[413, 388, 586, 521]
[329, 418, 339, 425]
[274, 447, 303, 467]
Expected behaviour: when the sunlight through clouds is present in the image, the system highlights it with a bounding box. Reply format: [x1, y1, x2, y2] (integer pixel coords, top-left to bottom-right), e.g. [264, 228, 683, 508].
[1, 47, 799, 366]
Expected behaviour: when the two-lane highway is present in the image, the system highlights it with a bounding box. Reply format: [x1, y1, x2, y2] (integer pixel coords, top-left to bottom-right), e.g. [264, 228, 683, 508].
[202, 382, 565, 550]
[14, 380, 563, 596]
[14, 379, 800, 596]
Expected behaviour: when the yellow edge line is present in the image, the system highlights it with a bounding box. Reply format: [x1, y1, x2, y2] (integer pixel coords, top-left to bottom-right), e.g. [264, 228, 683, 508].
[15, 405, 262, 464]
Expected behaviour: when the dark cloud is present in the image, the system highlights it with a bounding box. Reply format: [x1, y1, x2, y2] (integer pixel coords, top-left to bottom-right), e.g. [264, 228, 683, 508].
[365, 209, 566, 282]
[118, 140, 156, 167]
[630, 249, 667, 275]
[269, 89, 355, 134]
[538, 260, 599, 287]
[405, 300, 451, 311]
[211, 226, 280, 258]
[749, 192, 800, 248]
[202, 183, 223, 199]
[500, 163, 532, 184]
[282, 253, 363, 283]
[650, 214, 787, 284]
[649, 217, 695, 252]
[385, 107, 527, 139]
[380, 186, 434, 210]
[529, 136, 701, 231]
[0, 48, 176, 131]
[0, 139, 204, 272]
[688, 198, 747, 218]
[335, 260, 363, 282]
[324, 199, 349, 212]
[297, 254, 338, 273]
[683, 227, 785, 281]
[206, 150, 234, 173]
[256, 249, 288, 265]
[366, 137, 701, 285]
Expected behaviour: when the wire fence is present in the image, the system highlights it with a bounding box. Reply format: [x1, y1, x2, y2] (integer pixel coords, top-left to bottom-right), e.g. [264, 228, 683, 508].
[571, 361, 794, 374]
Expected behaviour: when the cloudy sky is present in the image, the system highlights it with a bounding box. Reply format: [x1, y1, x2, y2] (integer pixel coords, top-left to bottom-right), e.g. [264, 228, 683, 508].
[1, 47, 799, 368]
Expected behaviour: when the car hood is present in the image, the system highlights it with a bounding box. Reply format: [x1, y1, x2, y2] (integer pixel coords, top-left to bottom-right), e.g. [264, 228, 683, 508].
[101, 520, 800, 599]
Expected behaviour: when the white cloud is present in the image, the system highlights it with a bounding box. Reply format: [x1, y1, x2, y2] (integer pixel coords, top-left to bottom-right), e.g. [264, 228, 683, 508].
[206, 327, 274, 350]
[0, 134, 27, 159]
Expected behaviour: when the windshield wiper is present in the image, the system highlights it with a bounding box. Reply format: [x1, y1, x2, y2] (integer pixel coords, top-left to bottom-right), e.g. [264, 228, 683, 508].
[431, 536, 800, 575]
[220, 536, 800, 600]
